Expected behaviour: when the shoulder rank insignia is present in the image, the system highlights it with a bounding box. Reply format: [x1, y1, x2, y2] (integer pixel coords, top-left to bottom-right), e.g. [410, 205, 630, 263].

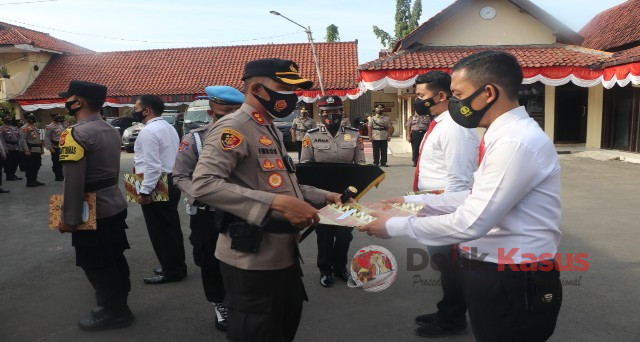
[307, 127, 319, 133]
[179, 139, 189, 153]
[219, 128, 244, 150]
[58, 128, 85, 162]
[345, 126, 359, 132]
[250, 111, 268, 125]
[263, 159, 275, 170]
[302, 136, 311, 148]
[259, 135, 273, 146]
[276, 159, 285, 170]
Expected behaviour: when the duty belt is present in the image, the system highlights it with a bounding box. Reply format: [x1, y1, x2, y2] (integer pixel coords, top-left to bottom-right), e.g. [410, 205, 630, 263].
[84, 177, 118, 192]
[27, 143, 41, 148]
[262, 219, 299, 234]
[372, 127, 387, 131]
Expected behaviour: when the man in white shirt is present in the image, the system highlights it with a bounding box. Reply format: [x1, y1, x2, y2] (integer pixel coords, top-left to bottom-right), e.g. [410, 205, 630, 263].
[409, 71, 478, 338]
[360, 51, 562, 342]
[133, 94, 186, 285]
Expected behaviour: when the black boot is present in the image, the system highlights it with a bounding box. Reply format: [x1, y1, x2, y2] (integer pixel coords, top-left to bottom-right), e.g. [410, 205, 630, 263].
[78, 310, 135, 331]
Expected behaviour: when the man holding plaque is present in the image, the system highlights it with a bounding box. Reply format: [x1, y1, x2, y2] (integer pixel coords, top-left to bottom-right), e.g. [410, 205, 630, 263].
[133, 94, 186, 284]
[57, 80, 133, 331]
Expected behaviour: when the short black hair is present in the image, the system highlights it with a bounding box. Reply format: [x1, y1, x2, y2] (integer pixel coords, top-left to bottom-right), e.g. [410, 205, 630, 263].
[80, 96, 105, 112]
[415, 71, 452, 96]
[453, 51, 523, 101]
[138, 95, 165, 115]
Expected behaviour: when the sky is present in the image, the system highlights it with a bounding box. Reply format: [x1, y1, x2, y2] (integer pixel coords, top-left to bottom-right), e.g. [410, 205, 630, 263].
[0, 0, 629, 63]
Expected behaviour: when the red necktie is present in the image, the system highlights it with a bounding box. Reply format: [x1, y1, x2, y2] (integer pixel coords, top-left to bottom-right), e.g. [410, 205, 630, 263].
[478, 135, 486, 166]
[413, 120, 438, 191]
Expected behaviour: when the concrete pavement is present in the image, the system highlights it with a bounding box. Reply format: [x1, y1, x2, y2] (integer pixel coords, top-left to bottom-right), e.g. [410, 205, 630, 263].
[0, 152, 639, 341]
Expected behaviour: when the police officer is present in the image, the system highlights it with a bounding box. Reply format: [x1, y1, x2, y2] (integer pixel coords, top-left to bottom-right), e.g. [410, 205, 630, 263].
[1, 116, 22, 181]
[20, 113, 44, 187]
[192, 58, 343, 342]
[406, 105, 431, 167]
[44, 114, 66, 181]
[0, 132, 8, 193]
[290, 107, 315, 161]
[57, 80, 133, 331]
[172, 85, 244, 332]
[368, 104, 393, 167]
[300, 95, 365, 287]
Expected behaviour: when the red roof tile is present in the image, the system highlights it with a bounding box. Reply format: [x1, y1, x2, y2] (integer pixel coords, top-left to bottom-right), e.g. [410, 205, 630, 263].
[603, 46, 640, 67]
[579, 0, 640, 51]
[16, 42, 359, 100]
[0, 21, 92, 54]
[360, 44, 610, 70]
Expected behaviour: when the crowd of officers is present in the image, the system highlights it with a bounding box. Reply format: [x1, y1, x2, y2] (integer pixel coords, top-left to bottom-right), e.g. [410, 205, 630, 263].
[20, 51, 563, 342]
[0, 113, 66, 193]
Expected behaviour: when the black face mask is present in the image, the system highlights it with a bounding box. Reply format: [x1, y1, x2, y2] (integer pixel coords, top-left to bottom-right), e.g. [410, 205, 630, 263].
[254, 84, 298, 119]
[413, 96, 439, 116]
[132, 108, 146, 122]
[65, 100, 80, 117]
[448, 85, 499, 128]
[322, 114, 343, 130]
[214, 113, 224, 120]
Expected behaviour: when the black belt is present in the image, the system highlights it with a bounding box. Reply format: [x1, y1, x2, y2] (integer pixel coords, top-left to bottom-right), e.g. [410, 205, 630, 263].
[27, 143, 41, 148]
[412, 130, 427, 133]
[262, 219, 298, 234]
[373, 127, 386, 130]
[85, 177, 118, 192]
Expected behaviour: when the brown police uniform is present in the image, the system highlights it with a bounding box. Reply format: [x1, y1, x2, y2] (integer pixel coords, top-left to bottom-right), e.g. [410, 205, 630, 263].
[406, 114, 431, 164]
[291, 115, 315, 161]
[192, 104, 330, 342]
[300, 125, 365, 164]
[368, 113, 392, 166]
[60, 113, 131, 318]
[45, 120, 65, 180]
[20, 121, 43, 186]
[1, 121, 22, 180]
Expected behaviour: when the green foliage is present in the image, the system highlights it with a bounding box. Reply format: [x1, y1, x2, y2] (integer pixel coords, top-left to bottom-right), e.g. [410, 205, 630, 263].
[0, 101, 15, 117]
[325, 24, 340, 42]
[372, 0, 423, 49]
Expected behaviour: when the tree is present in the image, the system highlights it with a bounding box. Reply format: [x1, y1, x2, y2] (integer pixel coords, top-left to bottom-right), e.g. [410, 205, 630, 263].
[372, 0, 423, 49]
[326, 24, 340, 42]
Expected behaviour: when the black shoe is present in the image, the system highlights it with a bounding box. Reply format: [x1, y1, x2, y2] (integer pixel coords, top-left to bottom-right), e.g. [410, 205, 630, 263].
[153, 268, 163, 276]
[334, 269, 350, 282]
[0, 188, 9, 194]
[78, 311, 135, 331]
[415, 312, 438, 325]
[415, 320, 467, 338]
[413, 162, 417, 167]
[91, 306, 105, 318]
[26, 182, 38, 187]
[143, 274, 184, 285]
[213, 302, 228, 332]
[35, 181, 45, 186]
[6, 176, 22, 181]
[320, 274, 333, 288]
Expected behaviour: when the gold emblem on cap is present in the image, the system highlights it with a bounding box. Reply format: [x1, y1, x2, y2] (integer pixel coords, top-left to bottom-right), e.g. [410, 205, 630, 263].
[290, 64, 298, 73]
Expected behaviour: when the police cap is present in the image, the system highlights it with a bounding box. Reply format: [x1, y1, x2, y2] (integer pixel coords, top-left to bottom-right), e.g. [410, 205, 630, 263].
[205, 86, 245, 105]
[242, 58, 313, 90]
[317, 95, 343, 111]
[58, 80, 107, 102]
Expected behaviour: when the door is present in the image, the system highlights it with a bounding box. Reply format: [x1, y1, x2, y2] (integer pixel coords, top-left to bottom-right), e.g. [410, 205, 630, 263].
[555, 84, 589, 144]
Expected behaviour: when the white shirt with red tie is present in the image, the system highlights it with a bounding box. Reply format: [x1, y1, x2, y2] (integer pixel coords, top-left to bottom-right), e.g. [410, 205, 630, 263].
[414, 111, 479, 192]
[391, 106, 562, 264]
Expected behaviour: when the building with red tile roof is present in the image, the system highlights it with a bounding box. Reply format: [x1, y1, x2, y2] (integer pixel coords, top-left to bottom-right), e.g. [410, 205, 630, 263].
[579, 0, 640, 52]
[0, 21, 92, 55]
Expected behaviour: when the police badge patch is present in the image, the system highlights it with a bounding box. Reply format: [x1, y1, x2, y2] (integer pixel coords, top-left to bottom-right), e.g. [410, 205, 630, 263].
[267, 173, 283, 188]
[179, 140, 189, 153]
[219, 128, 244, 150]
[302, 136, 311, 148]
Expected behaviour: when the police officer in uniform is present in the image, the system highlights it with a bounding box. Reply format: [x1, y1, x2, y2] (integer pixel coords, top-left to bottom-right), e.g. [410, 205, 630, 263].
[173, 85, 244, 332]
[192, 58, 343, 342]
[57, 80, 133, 331]
[405, 105, 431, 167]
[290, 107, 315, 161]
[44, 114, 66, 181]
[1, 116, 22, 181]
[20, 113, 44, 187]
[300, 95, 365, 287]
[368, 105, 393, 167]
[0, 133, 8, 193]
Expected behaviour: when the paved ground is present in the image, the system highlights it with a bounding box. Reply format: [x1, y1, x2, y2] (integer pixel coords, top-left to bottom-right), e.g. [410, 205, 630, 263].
[1, 151, 639, 342]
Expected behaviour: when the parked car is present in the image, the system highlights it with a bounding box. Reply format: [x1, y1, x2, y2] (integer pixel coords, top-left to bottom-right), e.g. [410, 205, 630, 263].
[121, 122, 145, 153]
[273, 109, 305, 151]
[182, 97, 210, 135]
[105, 116, 136, 137]
[161, 110, 184, 138]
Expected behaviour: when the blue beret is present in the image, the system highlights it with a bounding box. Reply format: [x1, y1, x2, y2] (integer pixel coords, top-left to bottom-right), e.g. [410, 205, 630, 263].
[205, 86, 244, 105]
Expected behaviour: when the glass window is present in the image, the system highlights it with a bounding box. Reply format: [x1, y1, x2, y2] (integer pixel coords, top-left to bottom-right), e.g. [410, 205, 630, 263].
[518, 83, 545, 129]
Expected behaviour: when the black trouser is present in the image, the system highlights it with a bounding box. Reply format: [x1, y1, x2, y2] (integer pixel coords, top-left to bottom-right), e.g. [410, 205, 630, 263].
[51, 147, 63, 179]
[410, 130, 427, 164]
[371, 139, 388, 165]
[24, 152, 41, 182]
[140, 176, 186, 278]
[0, 156, 4, 187]
[72, 210, 131, 315]
[316, 224, 353, 275]
[295, 141, 303, 162]
[460, 258, 562, 342]
[18, 151, 26, 171]
[220, 262, 305, 342]
[189, 208, 224, 303]
[4, 150, 19, 178]
[426, 245, 467, 327]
